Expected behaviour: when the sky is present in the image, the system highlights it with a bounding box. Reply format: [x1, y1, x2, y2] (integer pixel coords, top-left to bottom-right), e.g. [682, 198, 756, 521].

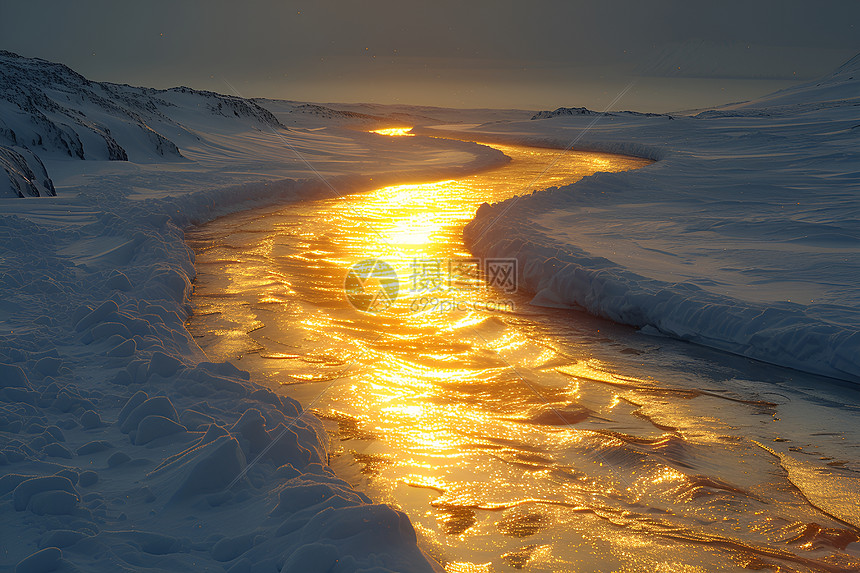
[1, 0, 859, 112]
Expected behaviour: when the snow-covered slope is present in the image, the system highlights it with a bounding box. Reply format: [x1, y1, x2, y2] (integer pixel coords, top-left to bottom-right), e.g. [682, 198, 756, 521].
[253, 99, 389, 126]
[0, 51, 285, 197]
[717, 52, 860, 110]
[456, 53, 860, 383]
[0, 54, 511, 572]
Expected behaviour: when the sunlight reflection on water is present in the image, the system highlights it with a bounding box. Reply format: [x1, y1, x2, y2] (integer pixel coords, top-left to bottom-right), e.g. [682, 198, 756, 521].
[370, 127, 416, 137]
[187, 134, 860, 572]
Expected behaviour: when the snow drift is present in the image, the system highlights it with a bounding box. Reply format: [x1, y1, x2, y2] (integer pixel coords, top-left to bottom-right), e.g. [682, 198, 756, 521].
[463, 53, 860, 382]
[0, 53, 515, 572]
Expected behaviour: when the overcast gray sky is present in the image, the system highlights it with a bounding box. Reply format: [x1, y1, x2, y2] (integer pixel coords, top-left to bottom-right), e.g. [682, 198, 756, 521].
[1, 0, 858, 111]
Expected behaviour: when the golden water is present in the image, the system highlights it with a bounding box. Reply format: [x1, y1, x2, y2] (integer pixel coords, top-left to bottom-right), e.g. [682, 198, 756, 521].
[187, 134, 860, 572]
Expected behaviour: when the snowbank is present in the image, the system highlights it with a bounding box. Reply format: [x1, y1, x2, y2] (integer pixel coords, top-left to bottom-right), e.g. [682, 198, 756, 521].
[0, 55, 512, 572]
[0, 178, 465, 570]
[461, 55, 860, 382]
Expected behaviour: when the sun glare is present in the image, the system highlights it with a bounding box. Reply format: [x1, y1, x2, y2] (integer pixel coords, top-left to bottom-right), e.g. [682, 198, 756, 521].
[371, 127, 415, 136]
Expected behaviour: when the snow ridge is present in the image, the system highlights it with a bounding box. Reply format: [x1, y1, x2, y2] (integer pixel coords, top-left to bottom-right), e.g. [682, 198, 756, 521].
[466, 197, 860, 382]
[0, 51, 285, 197]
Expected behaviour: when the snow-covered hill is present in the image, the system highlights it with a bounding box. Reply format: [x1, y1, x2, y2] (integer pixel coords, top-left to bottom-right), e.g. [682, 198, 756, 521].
[717, 52, 860, 110]
[253, 99, 388, 124]
[531, 107, 672, 120]
[0, 51, 285, 197]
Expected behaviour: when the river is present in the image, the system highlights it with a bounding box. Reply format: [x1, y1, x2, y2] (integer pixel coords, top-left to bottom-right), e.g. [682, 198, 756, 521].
[186, 131, 860, 572]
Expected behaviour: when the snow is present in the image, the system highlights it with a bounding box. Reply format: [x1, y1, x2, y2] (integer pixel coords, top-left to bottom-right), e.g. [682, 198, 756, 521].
[2, 45, 858, 571]
[0, 51, 497, 572]
[451, 54, 860, 383]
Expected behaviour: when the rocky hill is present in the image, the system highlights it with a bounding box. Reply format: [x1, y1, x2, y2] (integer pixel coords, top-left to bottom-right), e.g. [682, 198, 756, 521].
[0, 51, 285, 197]
[531, 106, 672, 120]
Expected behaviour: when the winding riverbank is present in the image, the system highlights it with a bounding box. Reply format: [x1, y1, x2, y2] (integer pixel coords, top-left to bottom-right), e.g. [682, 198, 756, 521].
[187, 134, 860, 572]
[0, 101, 508, 571]
[3, 48, 858, 572]
[447, 58, 860, 384]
